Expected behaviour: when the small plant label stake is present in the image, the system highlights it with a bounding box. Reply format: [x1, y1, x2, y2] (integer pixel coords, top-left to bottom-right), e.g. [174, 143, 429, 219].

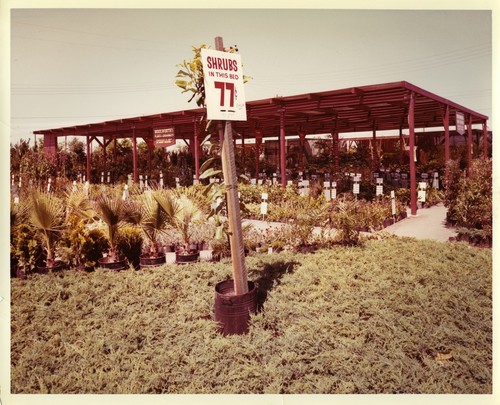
[433, 171, 439, 189]
[391, 190, 396, 218]
[261, 192, 268, 220]
[418, 182, 427, 204]
[353, 174, 361, 197]
[122, 184, 129, 201]
[324, 180, 331, 201]
[202, 36, 249, 295]
[376, 177, 384, 196]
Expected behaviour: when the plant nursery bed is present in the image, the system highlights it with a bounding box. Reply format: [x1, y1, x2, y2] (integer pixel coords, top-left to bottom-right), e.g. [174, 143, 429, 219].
[11, 238, 492, 394]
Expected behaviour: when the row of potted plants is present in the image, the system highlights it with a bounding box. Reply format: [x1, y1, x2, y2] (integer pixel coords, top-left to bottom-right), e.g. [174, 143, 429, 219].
[10, 184, 216, 276]
[10, 180, 415, 277]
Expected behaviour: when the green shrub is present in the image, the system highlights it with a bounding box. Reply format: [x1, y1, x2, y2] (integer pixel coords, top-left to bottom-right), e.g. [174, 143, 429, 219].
[13, 224, 44, 273]
[116, 226, 143, 269]
[443, 159, 462, 222]
[454, 159, 492, 229]
[329, 195, 362, 246]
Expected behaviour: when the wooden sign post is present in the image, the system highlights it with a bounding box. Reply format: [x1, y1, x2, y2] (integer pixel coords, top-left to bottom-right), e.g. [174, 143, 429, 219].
[203, 36, 248, 295]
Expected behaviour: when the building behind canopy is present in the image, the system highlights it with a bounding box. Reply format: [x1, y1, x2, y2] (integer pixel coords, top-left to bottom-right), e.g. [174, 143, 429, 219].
[34, 81, 490, 215]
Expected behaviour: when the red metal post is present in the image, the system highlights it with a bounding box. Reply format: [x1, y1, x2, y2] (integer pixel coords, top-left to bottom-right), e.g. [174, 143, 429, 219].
[254, 129, 262, 178]
[399, 127, 404, 165]
[409, 92, 417, 216]
[371, 126, 378, 175]
[279, 109, 286, 186]
[86, 135, 91, 183]
[482, 121, 488, 158]
[102, 136, 107, 180]
[444, 105, 450, 162]
[132, 128, 138, 183]
[147, 138, 153, 177]
[467, 114, 473, 171]
[331, 129, 339, 181]
[299, 131, 306, 172]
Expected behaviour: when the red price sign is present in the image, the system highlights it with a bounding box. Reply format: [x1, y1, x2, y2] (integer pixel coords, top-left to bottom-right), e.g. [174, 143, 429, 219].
[201, 48, 247, 121]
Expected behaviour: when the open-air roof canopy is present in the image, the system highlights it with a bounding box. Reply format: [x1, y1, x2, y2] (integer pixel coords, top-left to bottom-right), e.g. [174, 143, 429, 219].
[34, 80, 490, 215]
[35, 80, 488, 140]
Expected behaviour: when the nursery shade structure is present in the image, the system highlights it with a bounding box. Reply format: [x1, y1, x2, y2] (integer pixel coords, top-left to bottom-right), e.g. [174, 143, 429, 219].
[34, 80, 489, 215]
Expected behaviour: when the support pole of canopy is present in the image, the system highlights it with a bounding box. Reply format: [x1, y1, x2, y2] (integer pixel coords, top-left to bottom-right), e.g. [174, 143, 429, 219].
[299, 131, 306, 172]
[255, 129, 262, 179]
[408, 92, 417, 216]
[467, 114, 473, 172]
[371, 125, 378, 175]
[102, 137, 107, 180]
[482, 121, 488, 158]
[147, 137, 153, 177]
[279, 108, 286, 186]
[444, 105, 450, 162]
[331, 126, 339, 181]
[132, 128, 138, 183]
[86, 135, 91, 183]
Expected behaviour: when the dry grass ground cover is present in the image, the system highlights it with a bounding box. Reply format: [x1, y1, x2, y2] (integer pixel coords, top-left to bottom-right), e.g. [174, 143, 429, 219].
[11, 238, 491, 394]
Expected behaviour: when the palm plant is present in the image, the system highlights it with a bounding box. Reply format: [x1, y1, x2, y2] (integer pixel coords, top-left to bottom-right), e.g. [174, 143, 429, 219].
[154, 188, 206, 254]
[28, 190, 66, 267]
[134, 191, 174, 257]
[92, 190, 138, 262]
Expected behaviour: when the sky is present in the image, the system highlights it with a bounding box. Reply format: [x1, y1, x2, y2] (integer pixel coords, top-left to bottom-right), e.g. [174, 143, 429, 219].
[6, 5, 494, 146]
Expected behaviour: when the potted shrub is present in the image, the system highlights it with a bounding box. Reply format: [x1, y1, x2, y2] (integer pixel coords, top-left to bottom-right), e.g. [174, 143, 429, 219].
[10, 199, 28, 277]
[329, 195, 362, 246]
[116, 226, 143, 269]
[28, 190, 66, 272]
[12, 223, 44, 278]
[59, 216, 108, 272]
[60, 185, 108, 271]
[133, 192, 173, 268]
[92, 190, 136, 270]
[154, 189, 206, 263]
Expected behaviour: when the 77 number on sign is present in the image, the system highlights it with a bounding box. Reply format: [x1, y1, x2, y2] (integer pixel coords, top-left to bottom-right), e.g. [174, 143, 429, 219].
[214, 81, 235, 111]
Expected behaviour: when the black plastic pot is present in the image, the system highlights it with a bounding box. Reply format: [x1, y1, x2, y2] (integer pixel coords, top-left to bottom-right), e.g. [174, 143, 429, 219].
[98, 256, 128, 270]
[36, 261, 65, 274]
[214, 279, 257, 336]
[176, 251, 199, 264]
[140, 253, 166, 268]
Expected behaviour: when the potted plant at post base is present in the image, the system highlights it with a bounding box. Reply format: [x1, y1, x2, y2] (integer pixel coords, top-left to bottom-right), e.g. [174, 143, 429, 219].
[28, 190, 66, 273]
[154, 189, 205, 264]
[92, 190, 133, 270]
